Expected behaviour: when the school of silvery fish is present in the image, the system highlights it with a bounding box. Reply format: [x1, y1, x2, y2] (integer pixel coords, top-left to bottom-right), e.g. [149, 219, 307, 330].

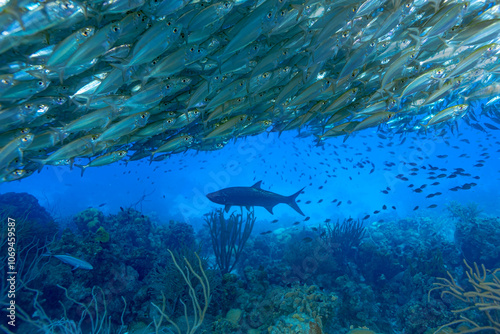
[1, 0, 500, 182]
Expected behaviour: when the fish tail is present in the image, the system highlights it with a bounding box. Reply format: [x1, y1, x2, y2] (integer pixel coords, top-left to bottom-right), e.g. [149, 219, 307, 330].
[286, 187, 305, 216]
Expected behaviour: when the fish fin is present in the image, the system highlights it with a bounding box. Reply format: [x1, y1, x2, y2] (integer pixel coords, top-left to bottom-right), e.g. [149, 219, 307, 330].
[74, 164, 87, 177]
[264, 205, 275, 214]
[343, 131, 351, 143]
[224, 204, 231, 213]
[30, 158, 46, 173]
[286, 187, 305, 216]
[251, 180, 262, 189]
[72, 265, 79, 271]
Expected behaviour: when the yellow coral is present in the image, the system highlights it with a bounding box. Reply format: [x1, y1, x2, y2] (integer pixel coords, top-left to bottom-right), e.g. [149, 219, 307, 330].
[95, 226, 110, 243]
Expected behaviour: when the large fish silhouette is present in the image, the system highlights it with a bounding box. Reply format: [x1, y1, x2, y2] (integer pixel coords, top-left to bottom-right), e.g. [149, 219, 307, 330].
[206, 181, 305, 215]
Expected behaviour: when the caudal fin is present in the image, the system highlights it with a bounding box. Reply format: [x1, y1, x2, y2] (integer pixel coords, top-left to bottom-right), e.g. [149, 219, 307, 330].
[286, 187, 305, 216]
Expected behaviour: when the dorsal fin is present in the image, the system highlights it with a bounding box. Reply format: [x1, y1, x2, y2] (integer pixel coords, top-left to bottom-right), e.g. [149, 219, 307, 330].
[251, 181, 262, 189]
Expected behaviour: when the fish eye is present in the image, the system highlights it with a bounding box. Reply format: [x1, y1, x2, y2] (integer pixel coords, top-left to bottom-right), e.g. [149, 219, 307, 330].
[342, 32, 349, 38]
[166, 85, 171, 89]
[112, 26, 120, 32]
[167, 119, 173, 123]
[405, 3, 411, 7]
[190, 47, 194, 52]
[173, 28, 178, 33]
[167, 21, 172, 26]
[182, 79, 187, 83]
[25, 103, 33, 109]
[151, 60, 157, 65]
[141, 114, 146, 118]
[37, 81, 44, 86]
[197, 49, 201, 53]
[370, 42, 375, 47]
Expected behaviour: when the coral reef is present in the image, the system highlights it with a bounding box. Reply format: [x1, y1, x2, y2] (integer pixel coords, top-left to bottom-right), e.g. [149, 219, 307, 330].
[11, 193, 500, 334]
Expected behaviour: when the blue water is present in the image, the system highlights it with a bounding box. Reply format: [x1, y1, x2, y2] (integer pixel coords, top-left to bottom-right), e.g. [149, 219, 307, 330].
[4, 121, 498, 225]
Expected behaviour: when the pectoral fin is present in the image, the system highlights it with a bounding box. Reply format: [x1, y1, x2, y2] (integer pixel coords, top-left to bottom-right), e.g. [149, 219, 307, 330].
[264, 205, 274, 214]
[224, 205, 231, 213]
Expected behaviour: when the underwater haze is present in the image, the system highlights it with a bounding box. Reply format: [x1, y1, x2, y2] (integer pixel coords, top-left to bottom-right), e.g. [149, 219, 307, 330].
[1, 0, 500, 333]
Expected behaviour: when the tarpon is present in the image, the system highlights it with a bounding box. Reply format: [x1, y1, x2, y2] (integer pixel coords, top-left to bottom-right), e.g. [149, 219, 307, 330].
[206, 181, 305, 215]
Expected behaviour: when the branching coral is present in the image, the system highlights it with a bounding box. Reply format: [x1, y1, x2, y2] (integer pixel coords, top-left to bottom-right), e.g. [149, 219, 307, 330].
[151, 250, 211, 334]
[320, 218, 365, 259]
[205, 209, 255, 274]
[429, 260, 500, 333]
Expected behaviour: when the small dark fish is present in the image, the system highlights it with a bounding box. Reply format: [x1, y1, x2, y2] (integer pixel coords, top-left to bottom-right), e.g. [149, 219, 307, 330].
[474, 163, 484, 167]
[332, 199, 338, 203]
[120, 206, 124, 212]
[426, 194, 435, 198]
[414, 188, 423, 193]
[302, 237, 313, 243]
[431, 182, 440, 185]
[382, 205, 387, 210]
[381, 190, 389, 194]
[427, 204, 438, 208]
[484, 123, 500, 130]
[413, 206, 419, 211]
[311, 227, 318, 231]
[436, 155, 448, 158]
[304, 216, 310, 221]
[305, 200, 312, 204]
[408, 184, 414, 188]
[260, 231, 272, 235]
[373, 210, 380, 214]
[318, 199, 323, 203]
[392, 206, 396, 210]
[293, 221, 300, 225]
[337, 201, 342, 206]
[271, 219, 279, 223]
[472, 176, 480, 179]
[363, 215, 370, 220]
[347, 200, 352, 204]
[98, 203, 107, 207]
